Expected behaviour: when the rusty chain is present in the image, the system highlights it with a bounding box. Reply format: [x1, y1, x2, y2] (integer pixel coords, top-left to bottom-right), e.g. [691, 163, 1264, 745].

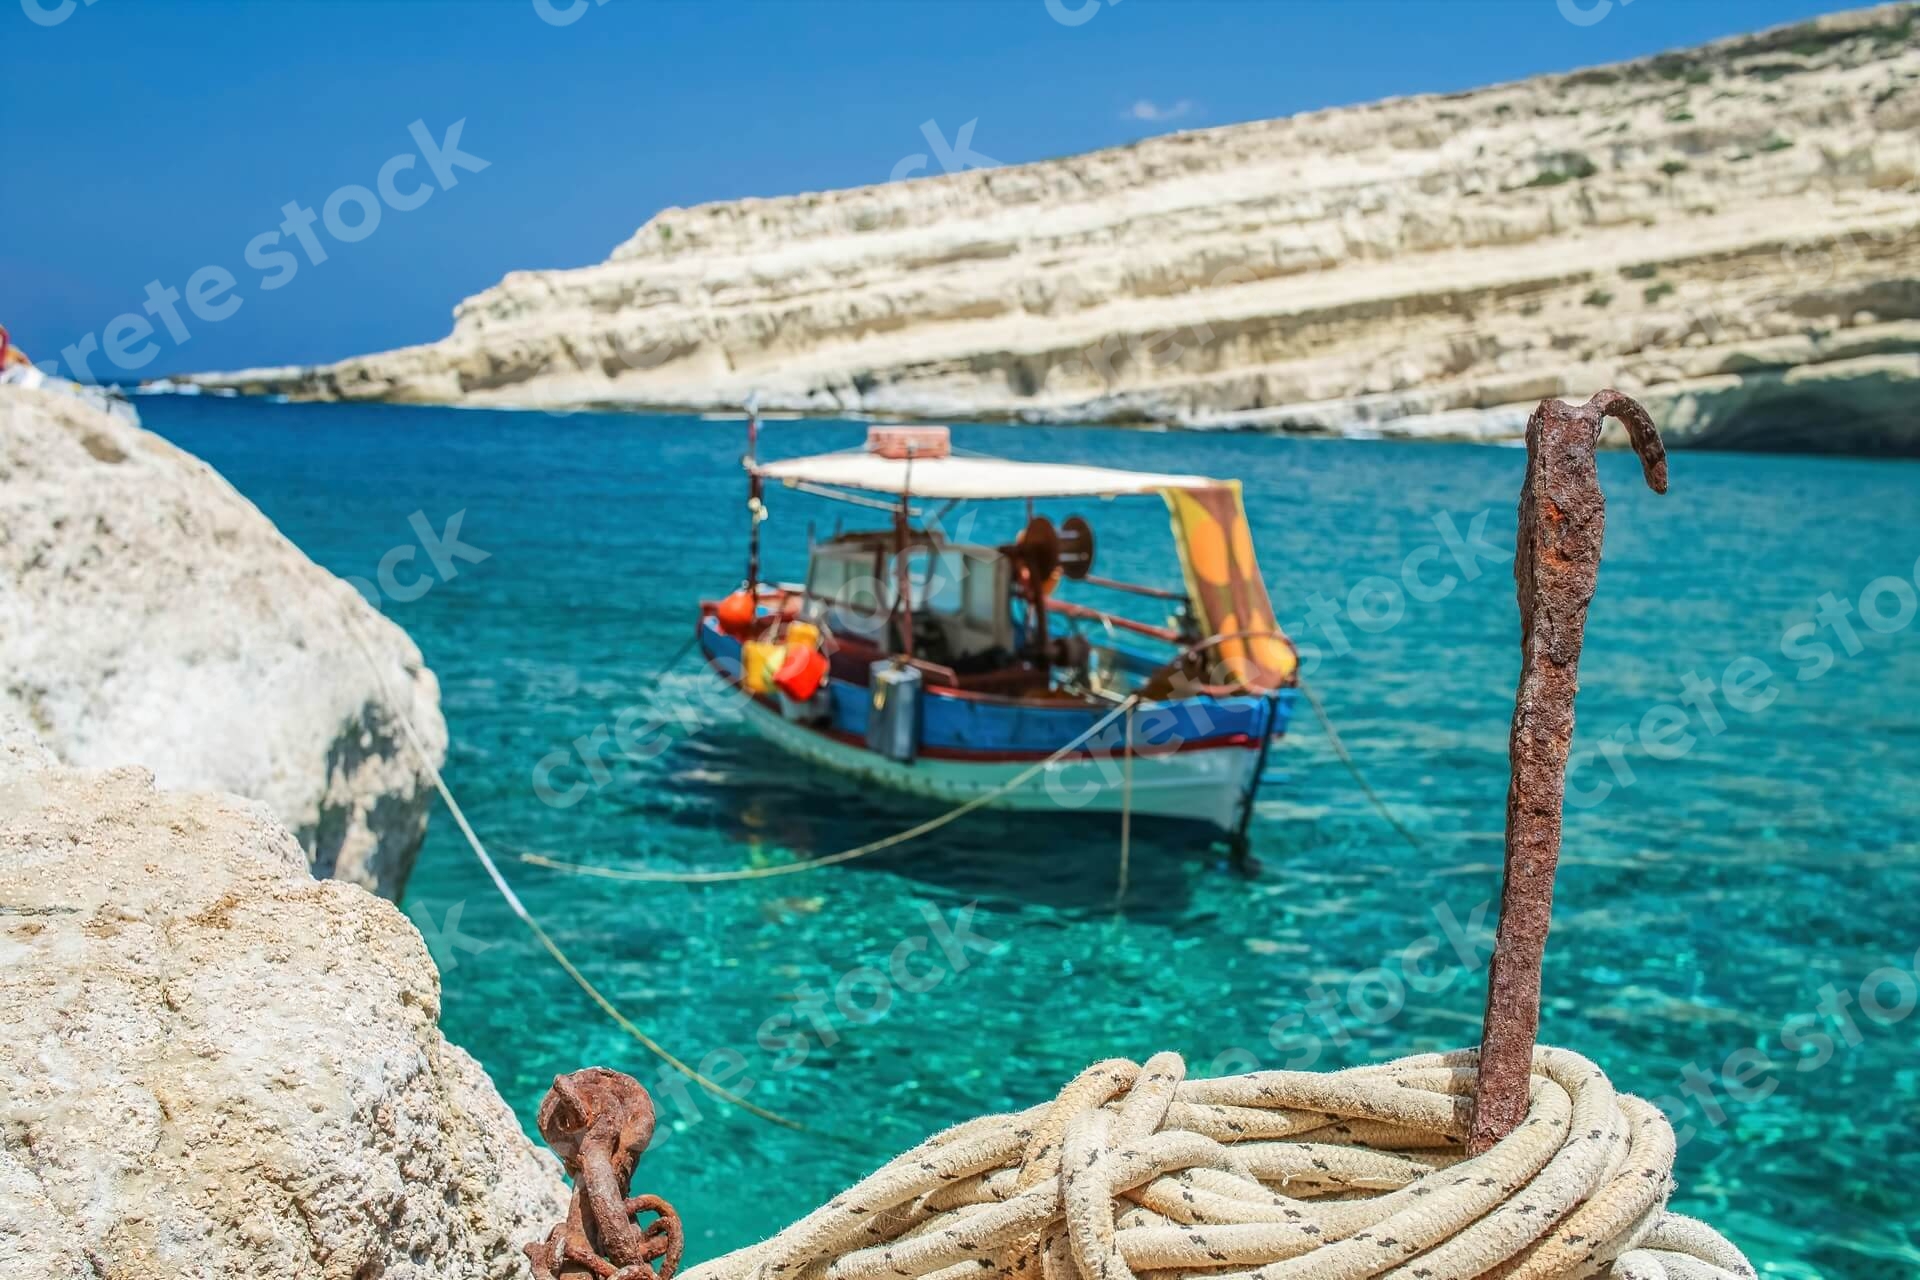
[525, 1068, 685, 1280]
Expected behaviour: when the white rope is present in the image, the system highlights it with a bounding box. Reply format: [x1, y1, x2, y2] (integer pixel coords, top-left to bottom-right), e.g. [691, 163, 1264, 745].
[1116, 701, 1134, 906]
[334, 604, 801, 1129]
[1299, 678, 1423, 851]
[521, 694, 1144, 884]
[679, 1046, 1759, 1280]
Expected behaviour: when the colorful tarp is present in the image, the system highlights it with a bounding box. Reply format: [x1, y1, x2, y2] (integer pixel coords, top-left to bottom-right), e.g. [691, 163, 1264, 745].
[1162, 484, 1298, 692]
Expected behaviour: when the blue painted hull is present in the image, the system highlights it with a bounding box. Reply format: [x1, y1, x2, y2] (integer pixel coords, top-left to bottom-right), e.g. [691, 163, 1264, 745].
[697, 619, 1291, 830]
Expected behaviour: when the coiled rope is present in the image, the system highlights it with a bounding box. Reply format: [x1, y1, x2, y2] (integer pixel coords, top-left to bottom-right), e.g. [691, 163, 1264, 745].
[679, 1046, 1756, 1280]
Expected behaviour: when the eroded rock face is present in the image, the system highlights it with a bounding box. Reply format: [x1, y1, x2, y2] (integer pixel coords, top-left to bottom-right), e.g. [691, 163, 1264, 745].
[0, 384, 448, 898]
[181, 5, 1920, 452]
[0, 726, 566, 1279]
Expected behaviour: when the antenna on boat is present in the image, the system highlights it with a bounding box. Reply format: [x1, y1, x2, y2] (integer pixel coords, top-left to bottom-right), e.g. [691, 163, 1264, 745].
[1468, 389, 1667, 1154]
[744, 392, 764, 592]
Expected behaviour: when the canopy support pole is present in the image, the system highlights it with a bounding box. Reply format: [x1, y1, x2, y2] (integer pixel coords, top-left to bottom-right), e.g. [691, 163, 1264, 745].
[892, 452, 916, 660]
[744, 400, 763, 591]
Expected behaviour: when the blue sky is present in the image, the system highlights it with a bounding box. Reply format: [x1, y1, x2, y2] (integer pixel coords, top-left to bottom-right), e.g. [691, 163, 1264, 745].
[0, 0, 1867, 381]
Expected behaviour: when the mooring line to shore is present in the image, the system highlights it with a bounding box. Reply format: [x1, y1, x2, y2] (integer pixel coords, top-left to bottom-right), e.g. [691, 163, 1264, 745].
[519, 693, 1143, 884]
[1297, 678, 1424, 851]
[336, 605, 803, 1131]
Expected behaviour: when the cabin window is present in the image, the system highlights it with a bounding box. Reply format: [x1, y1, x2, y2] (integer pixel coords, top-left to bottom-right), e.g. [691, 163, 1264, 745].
[807, 554, 851, 605]
[960, 551, 1000, 631]
[807, 547, 889, 642]
[920, 550, 966, 614]
[807, 541, 1011, 657]
[806, 552, 870, 607]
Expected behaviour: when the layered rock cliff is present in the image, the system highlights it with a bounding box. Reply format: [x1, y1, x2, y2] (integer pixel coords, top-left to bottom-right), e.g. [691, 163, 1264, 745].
[0, 717, 565, 1278]
[0, 384, 447, 898]
[182, 4, 1920, 452]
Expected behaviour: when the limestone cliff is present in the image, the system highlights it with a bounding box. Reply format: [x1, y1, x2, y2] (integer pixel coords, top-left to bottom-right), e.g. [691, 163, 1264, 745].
[0, 384, 448, 898]
[0, 718, 566, 1278]
[182, 4, 1920, 452]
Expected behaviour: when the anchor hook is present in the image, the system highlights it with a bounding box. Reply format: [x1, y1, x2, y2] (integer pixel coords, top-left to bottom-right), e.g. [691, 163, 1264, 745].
[1468, 389, 1667, 1153]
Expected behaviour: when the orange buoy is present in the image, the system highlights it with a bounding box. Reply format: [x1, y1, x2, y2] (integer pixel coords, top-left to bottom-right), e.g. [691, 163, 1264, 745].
[774, 643, 829, 702]
[715, 589, 758, 638]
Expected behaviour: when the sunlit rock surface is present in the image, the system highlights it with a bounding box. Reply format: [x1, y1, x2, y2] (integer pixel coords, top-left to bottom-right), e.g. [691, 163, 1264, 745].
[0, 384, 447, 897]
[0, 721, 566, 1279]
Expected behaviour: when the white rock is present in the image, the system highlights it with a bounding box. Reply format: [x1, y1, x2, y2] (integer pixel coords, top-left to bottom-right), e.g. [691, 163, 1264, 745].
[0, 724, 567, 1279]
[178, 5, 1920, 453]
[0, 384, 448, 897]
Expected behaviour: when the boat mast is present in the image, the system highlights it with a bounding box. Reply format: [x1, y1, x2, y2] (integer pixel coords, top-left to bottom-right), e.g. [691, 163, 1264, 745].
[744, 395, 763, 591]
[892, 449, 915, 659]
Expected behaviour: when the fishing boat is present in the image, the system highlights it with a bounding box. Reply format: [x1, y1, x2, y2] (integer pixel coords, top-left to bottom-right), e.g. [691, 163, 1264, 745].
[695, 414, 1300, 847]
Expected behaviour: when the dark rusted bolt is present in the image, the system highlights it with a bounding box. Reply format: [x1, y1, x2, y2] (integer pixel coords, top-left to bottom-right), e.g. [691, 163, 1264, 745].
[1469, 390, 1667, 1155]
[525, 1068, 685, 1280]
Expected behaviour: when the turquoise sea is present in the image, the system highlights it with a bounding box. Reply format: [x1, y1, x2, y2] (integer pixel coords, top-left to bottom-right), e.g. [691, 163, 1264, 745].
[142, 397, 1919, 1280]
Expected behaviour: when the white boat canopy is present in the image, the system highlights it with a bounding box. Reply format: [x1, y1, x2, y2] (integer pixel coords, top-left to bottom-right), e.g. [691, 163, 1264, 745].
[753, 451, 1224, 501]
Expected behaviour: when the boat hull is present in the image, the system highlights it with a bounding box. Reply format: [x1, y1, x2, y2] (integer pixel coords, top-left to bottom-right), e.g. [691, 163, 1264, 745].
[698, 619, 1288, 832]
[732, 692, 1267, 829]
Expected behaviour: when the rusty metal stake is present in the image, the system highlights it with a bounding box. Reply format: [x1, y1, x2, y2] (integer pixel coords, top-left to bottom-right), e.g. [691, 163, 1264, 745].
[525, 1068, 685, 1280]
[1468, 390, 1667, 1155]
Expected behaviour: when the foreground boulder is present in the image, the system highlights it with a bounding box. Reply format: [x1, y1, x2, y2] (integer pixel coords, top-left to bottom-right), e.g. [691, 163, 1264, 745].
[0, 383, 447, 897]
[0, 721, 566, 1279]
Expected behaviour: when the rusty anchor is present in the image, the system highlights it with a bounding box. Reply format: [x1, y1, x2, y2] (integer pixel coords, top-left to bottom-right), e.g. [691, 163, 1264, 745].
[525, 1068, 685, 1280]
[1468, 389, 1668, 1154]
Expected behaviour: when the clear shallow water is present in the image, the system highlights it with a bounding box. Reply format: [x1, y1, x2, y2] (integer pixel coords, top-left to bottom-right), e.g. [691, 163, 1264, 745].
[143, 397, 1919, 1279]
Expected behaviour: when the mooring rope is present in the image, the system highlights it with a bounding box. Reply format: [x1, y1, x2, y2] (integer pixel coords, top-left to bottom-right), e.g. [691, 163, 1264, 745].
[1116, 701, 1135, 906]
[335, 605, 803, 1130]
[1298, 678, 1424, 852]
[520, 694, 1143, 884]
[677, 1046, 1757, 1280]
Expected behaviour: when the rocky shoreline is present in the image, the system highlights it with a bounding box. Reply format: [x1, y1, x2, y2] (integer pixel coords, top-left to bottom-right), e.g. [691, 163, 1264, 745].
[171, 5, 1920, 453]
[0, 714, 565, 1279]
[0, 383, 560, 1277]
[0, 384, 446, 899]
